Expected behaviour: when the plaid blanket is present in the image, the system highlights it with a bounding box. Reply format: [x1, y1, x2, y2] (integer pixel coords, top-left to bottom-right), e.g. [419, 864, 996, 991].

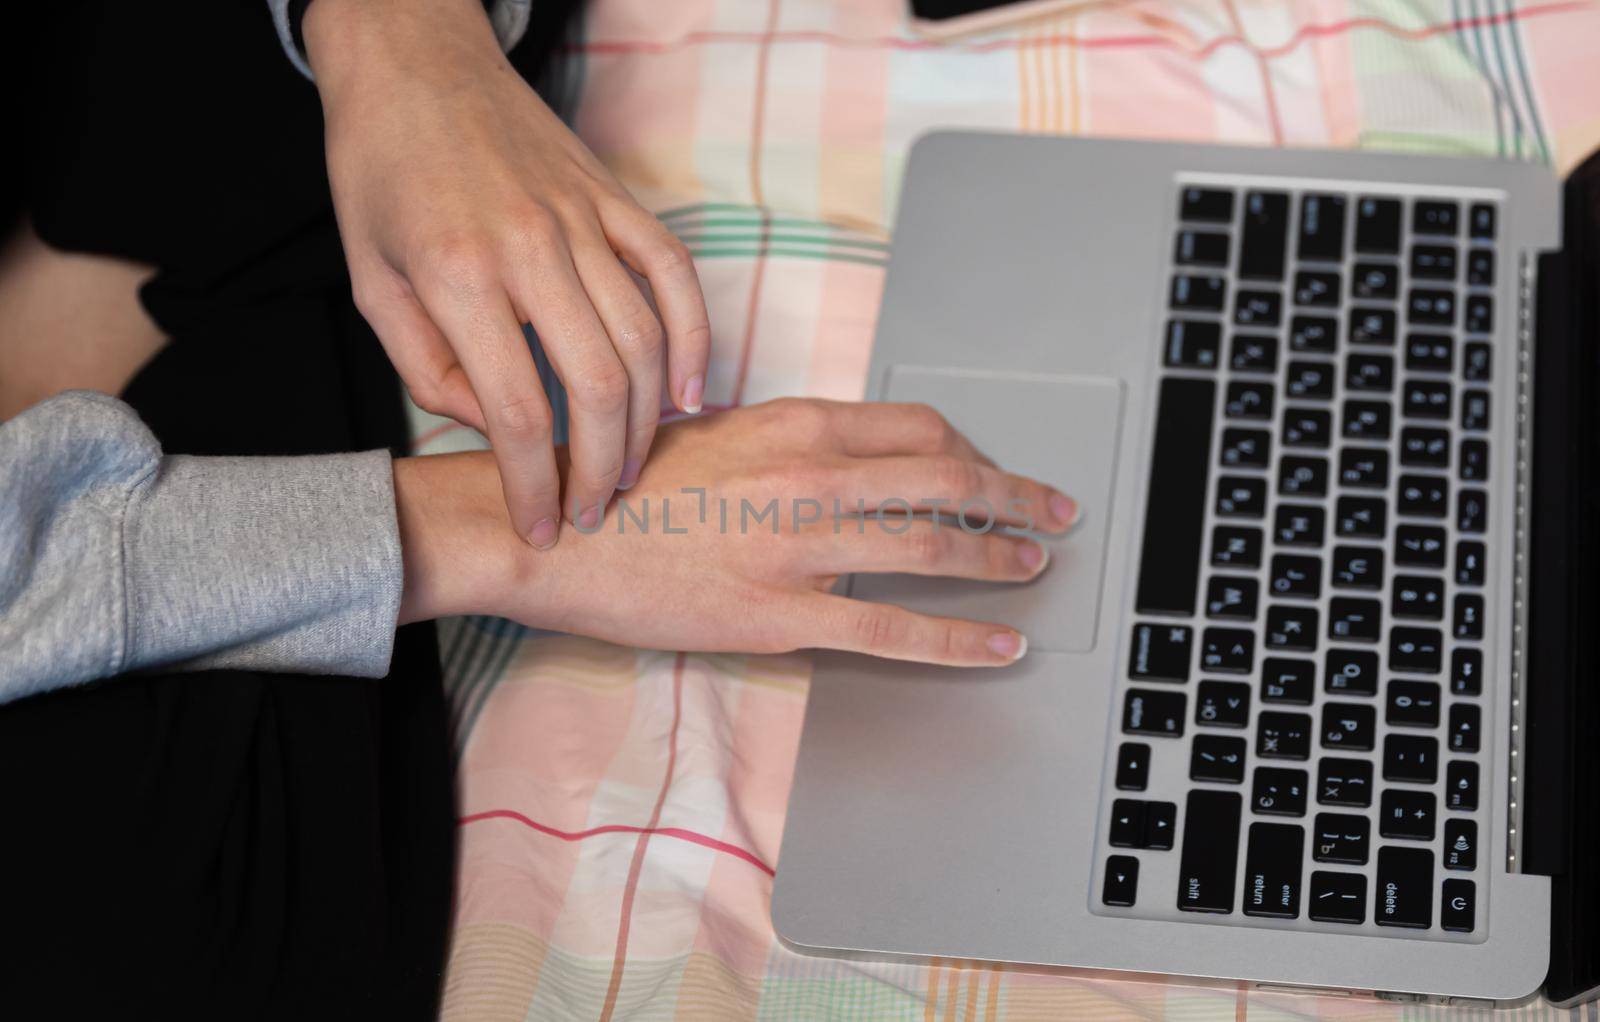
[411, 1, 1600, 1018]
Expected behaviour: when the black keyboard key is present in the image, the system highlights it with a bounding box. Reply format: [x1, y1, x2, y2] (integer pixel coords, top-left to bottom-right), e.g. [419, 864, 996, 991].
[1406, 333, 1454, 372]
[1390, 627, 1443, 673]
[1175, 229, 1230, 267]
[1407, 288, 1455, 327]
[1205, 576, 1259, 621]
[1191, 734, 1247, 784]
[1225, 380, 1275, 420]
[1235, 290, 1282, 327]
[1463, 342, 1492, 382]
[1456, 541, 1485, 586]
[1274, 503, 1324, 547]
[1466, 248, 1494, 286]
[1103, 855, 1139, 906]
[1309, 871, 1367, 924]
[1447, 760, 1479, 810]
[1398, 474, 1449, 517]
[1164, 318, 1222, 368]
[1321, 702, 1375, 752]
[1278, 456, 1328, 497]
[1468, 203, 1495, 239]
[1464, 294, 1493, 334]
[1331, 545, 1384, 590]
[1216, 475, 1267, 517]
[1318, 758, 1373, 807]
[1375, 846, 1434, 928]
[1395, 525, 1447, 567]
[1451, 647, 1483, 696]
[1235, 291, 1286, 327]
[1350, 307, 1397, 345]
[1410, 244, 1457, 281]
[1269, 554, 1321, 600]
[1400, 426, 1450, 468]
[1229, 334, 1278, 374]
[1338, 447, 1388, 489]
[1402, 379, 1452, 420]
[1392, 574, 1445, 620]
[1336, 497, 1385, 539]
[1211, 525, 1263, 568]
[1325, 648, 1379, 696]
[1262, 657, 1314, 704]
[1239, 191, 1289, 281]
[1289, 315, 1337, 353]
[1116, 742, 1151, 791]
[1384, 734, 1439, 783]
[1380, 790, 1437, 841]
[1110, 798, 1146, 847]
[1257, 712, 1312, 760]
[1342, 399, 1392, 440]
[1444, 819, 1477, 871]
[1351, 261, 1398, 299]
[1177, 790, 1242, 913]
[1459, 438, 1489, 481]
[1201, 627, 1255, 674]
[1414, 200, 1459, 236]
[1462, 390, 1491, 431]
[1124, 689, 1186, 737]
[1286, 361, 1334, 400]
[1129, 622, 1192, 681]
[1297, 193, 1346, 262]
[1265, 605, 1318, 652]
[1328, 598, 1381, 643]
[1282, 408, 1331, 449]
[1243, 822, 1305, 918]
[1457, 488, 1488, 534]
[1180, 187, 1235, 224]
[1449, 704, 1481, 753]
[1312, 813, 1370, 865]
[1135, 378, 1216, 615]
[1442, 878, 1476, 932]
[1386, 681, 1442, 729]
[1355, 197, 1401, 253]
[1345, 353, 1394, 392]
[1453, 594, 1484, 641]
[1170, 275, 1226, 313]
[1196, 680, 1252, 728]
[1144, 801, 1178, 849]
[1219, 427, 1271, 468]
[1251, 768, 1308, 817]
[1293, 270, 1340, 307]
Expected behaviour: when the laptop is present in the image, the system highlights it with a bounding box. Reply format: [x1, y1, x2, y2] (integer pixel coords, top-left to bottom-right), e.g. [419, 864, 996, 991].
[773, 133, 1600, 1006]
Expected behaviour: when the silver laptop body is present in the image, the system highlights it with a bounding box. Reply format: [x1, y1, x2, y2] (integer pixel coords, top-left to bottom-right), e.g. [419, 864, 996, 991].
[773, 133, 1559, 1004]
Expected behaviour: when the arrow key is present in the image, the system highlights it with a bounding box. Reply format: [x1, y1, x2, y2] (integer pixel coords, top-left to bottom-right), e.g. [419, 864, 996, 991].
[1103, 855, 1140, 907]
[1144, 801, 1178, 850]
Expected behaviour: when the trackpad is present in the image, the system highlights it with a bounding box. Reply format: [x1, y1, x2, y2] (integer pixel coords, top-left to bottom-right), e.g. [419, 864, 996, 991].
[851, 366, 1123, 653]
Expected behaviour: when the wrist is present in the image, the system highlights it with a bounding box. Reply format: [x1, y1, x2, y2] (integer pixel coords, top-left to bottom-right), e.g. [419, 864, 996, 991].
[394, 453, 533, 625]
[303, 0, 501, 99]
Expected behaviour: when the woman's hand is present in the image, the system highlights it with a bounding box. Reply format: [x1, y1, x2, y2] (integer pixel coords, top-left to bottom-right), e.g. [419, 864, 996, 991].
[395, 400, 1079, 667]
[305, 0, 710, 550]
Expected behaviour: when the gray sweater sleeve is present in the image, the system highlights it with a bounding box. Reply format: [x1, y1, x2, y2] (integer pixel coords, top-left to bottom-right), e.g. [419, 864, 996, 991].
[0, 392, 403, 704]
[268, 0, 533, 79]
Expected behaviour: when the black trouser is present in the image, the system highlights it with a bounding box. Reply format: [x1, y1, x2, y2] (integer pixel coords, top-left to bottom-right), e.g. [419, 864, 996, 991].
[0, 296, 455, 1020]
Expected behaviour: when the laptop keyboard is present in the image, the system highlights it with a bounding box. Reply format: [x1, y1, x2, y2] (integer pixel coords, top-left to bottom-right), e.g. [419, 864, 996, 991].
[1102, 182, 1499, 937]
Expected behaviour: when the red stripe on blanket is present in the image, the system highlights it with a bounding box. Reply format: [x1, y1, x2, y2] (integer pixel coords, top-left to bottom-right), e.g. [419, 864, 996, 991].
[458, 809, 778, 877]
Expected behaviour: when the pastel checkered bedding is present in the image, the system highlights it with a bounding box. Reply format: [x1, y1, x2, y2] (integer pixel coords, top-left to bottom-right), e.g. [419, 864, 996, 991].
[410, 1, 1600, 1018]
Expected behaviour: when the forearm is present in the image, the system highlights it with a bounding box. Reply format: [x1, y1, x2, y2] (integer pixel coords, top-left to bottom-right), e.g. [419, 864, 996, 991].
[268, 0, 532, 80]
[0, 393, 403, 703]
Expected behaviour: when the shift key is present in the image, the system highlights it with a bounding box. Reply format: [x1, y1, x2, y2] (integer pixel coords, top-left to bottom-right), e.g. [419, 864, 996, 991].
[1177, 790, 1242, 913]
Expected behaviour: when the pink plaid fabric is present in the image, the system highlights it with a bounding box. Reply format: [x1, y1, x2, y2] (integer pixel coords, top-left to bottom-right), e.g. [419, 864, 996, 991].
[411, 1, 1600, 1018]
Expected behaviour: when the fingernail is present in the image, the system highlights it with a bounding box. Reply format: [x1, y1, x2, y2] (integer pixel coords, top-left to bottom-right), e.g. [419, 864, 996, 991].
[1049, 491, 1077, 527]
[576, 505, 601, 531]
[1017, 539, 1049, 574]
[682, 374, 704, 414]
[987, 631, 1027, 661]
[617, 458, 641, 491]
[528, 517, 558, 549]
